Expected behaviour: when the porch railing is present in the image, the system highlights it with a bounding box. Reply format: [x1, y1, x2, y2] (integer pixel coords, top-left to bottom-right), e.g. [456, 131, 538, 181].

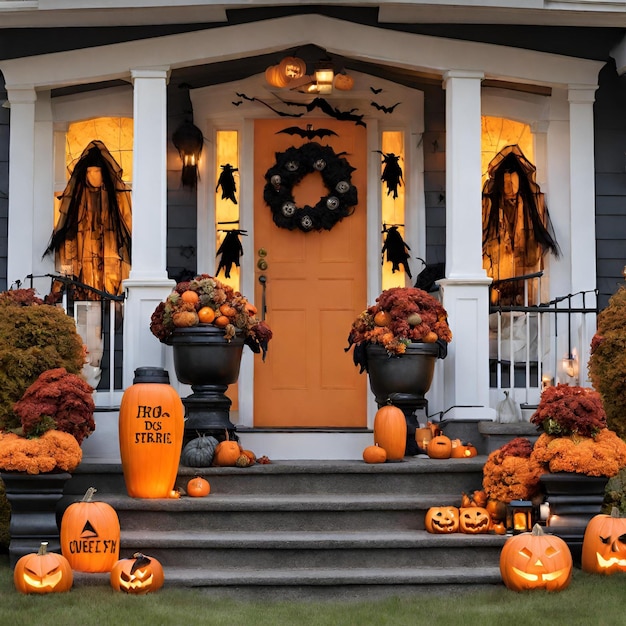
[488, 272, 597, 413]
[25, 274, 125, 403]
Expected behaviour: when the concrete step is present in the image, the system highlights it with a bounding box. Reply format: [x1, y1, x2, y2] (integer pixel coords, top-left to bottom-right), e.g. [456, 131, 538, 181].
[119, 529, 507, 569]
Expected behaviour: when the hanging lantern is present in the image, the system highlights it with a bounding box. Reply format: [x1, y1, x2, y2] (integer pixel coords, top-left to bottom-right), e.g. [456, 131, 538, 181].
[172, 121, 204, 188]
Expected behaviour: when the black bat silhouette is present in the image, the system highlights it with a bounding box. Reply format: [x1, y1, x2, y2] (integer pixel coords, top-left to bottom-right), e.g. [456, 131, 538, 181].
[370, 87, 383, 94]
[232, 100, 243, 106]
[371, 101, 401, 114]
[278, 96, 366, 127]
[236, 92, 303, 118]
[277, 126, 338, 140]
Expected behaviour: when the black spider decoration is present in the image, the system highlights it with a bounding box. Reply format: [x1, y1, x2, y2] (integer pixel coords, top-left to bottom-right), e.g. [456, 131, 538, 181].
[381, 225, 412, 278]
[216, 163, 238, 204]
[376, 151, 403, 199]
[216, 229, 246, 278]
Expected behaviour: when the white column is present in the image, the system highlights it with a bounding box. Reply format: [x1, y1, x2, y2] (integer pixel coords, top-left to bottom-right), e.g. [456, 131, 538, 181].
[122, 67, 175, 388]
[5, 87, 36, 288]
[439, 70, 495, 421]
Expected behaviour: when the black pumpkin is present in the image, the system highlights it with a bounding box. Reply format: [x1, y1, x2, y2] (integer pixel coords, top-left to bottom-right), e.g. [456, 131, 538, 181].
[180, 435, 219, 467]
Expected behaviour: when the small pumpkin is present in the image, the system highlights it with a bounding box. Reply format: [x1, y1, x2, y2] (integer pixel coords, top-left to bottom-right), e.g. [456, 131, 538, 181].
[241, 449, 257, 464]
[373, 310, 391, 327]
[235, 454, 252, 468]
[110, 552, 164, 594]
[187, 476, 210, 497]
[180, 290, 199, 305]
[278, 56, 306, 80]
[197, 306, 216, 324]
[425, 506, 459, 534]
[459, 507, 491, 534]
[450, 441, 478, 458]
[427, 434, 452, 459]
[333, 72, 354, 91]
[60, 486, 120, 573]
[363, 444, 387, 464]
[581, 507, 626, 575]
[172, 310, 199, 327]
[180, 434, 219, 467]
[486, 499, 508, 522]
[213, 431, 242, 467]
[14, 542, 73, 594]
[500, 524, 573, 592]
[373, 404, 407, 462]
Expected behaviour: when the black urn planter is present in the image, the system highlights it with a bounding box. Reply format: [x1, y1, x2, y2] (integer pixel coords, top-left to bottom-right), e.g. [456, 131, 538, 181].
[541, 472, 608, 564]
[167, 325, 245, 441]
[365, 342, 443, 455]
[1, 471, 71, 568]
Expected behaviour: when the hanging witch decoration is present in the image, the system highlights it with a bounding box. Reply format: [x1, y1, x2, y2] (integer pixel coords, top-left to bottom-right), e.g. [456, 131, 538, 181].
[216, 226, 246, 279]
[482, 145, 560, 304]
[216, 164, 238, 204]
[376, 150, 403, 199]
[381, 224, 412, 278]
[43, 140, 132, 298]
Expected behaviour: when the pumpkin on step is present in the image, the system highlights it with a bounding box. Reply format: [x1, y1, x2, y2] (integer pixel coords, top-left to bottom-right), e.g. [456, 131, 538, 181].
[110, 552, 164, 594]
[213, 431, 242, 467]
[186, 476, 210, 497]
[180, 434, 219, 467]
[14, 542, 73, 594]
[363, 444, 387, 464]
[425, 506, 459, 533]
[427, 435, 452, 459]
[459, 507, 491, 534]
[581, 507, 626, 575]
[373, 404, 407, 461]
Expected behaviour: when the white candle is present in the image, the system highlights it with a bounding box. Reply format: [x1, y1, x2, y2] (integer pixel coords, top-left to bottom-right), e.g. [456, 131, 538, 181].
[540, 503, 550, 520]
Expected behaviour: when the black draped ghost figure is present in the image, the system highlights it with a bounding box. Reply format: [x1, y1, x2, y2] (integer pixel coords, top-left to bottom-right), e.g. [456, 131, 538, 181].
[376, 151, 403, 199]
[216, 163, 238, 204]
[381, 225, 412, 278]
[216, 229, 246, 279]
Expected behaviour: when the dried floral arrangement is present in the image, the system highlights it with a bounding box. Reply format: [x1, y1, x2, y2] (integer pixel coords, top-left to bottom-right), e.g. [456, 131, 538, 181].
[482, 437, 546, 503]
[346, 286, 452, 371]
[588, 285, 626, 439]
[0, 430, 82, 475]
[150, 274, 272, 359]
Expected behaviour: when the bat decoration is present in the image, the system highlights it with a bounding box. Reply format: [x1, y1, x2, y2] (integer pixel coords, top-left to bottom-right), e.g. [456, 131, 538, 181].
[236, 92, 303, 118]
[381, 224, 412, 278]
[370, 87, 383, 94]
[375, 150, 403, 199]
[414, 257, 445, 292]
[216, 163, 238, 204]
[278, 96, 366, 127]
[371, 101, 401, 114]
[216, 229, 247, 278]
[277, 124, 338, 140]
[232, 100, 243, 106]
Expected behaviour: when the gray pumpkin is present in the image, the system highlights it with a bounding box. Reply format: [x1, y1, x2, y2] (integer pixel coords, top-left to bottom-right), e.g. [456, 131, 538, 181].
[180, 435, 219, 467]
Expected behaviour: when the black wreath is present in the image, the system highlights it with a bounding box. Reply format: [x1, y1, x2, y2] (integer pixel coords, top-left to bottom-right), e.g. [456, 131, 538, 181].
[263, 142, 358, 232]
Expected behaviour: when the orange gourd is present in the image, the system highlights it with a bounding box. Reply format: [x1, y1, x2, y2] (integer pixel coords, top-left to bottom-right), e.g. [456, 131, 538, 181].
[119, 367, 185, 498]
[425, 506, 459, 533]
[373, 404, 407, 462]
[197, 306, 216, 324]
[213, 431, 242, 467]
[60, 487, 120, 572]
[333, 73, 354, 91]
[500, 524, 572, 591]
[427, 434, 452, 459]
[110, 552, 164, 594]
[581, 507, 626, 575]
[186, 476, 211, 497]
[14, 542, 73, 594]
[362, 444, 387, 464]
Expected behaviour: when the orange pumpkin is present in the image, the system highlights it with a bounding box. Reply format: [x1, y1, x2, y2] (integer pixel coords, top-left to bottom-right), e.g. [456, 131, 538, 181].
[219, 304, 237, 318]
[213, 431, 242, 467]
[486, 499, 508, 522]
[180, 290, 199, 305]
[110, 553, 164, 594]
[197, 306, 216, 324]
[278, 56, 306, 80]
[373, 404, 407, 461]
[362, 444, 387, 464]
[214, 315, 230, 328]
[333, 73, 354, 91]
[425, 506, 459, 533]
[14, 542, 73, 594]
[60, 486, 120, 573]
[427, 434, 452, 459]
[373, 310, 392, 327]
[459, 507, 491, 534]
[500, 524, 573, 591]
[265, 64, 290, 88]
[119, 367, 185, 498]
[581, 507, 626, 575]
[187, 476, 211, 497]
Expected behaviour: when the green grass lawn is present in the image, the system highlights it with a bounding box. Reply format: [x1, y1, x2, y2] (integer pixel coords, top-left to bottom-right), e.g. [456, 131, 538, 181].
[1, 555, 625, 626]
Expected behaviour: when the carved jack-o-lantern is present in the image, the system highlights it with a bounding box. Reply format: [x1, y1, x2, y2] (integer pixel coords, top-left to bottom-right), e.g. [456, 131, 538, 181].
[425, 506, 459, 534]
[459, 507, 491, 534]
[582, 507, 626, 575]
[427, 435, 452, 459]
[500, 524, 573, 592]
[110, 553, 164, 594]
[13, 542, 73, 594]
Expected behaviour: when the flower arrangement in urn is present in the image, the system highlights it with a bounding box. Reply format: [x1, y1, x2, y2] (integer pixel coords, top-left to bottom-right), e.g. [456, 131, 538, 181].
[150, 274, 272, 358]
[0, 289, 95, 475]
[346, 286, 452, 370]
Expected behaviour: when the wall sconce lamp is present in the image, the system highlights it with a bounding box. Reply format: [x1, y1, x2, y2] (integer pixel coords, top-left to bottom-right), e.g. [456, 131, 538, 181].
[172, 121, 204, 188]
[313, 62, 334, 95]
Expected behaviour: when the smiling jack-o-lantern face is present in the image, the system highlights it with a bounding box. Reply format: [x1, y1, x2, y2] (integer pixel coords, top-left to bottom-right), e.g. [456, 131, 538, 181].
[14, 542, 73, 594]
[425, 506, 459, 533]
[459, 507, 491, 534]
[110, 553, 164, 594]
[500, 524, 573, 591]
[582, 507, 626, 575]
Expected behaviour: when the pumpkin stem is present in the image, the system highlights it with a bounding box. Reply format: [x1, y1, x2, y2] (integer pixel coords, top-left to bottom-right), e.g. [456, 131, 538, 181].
[82, 487, 97, 502]
[38, 542, 49, 556]
[611, 506, 621, 518]
[531, 524, 544, 536]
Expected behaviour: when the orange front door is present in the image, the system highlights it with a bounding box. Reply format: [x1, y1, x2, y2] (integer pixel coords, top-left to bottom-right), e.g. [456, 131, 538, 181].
[253, 118, 367, 427]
